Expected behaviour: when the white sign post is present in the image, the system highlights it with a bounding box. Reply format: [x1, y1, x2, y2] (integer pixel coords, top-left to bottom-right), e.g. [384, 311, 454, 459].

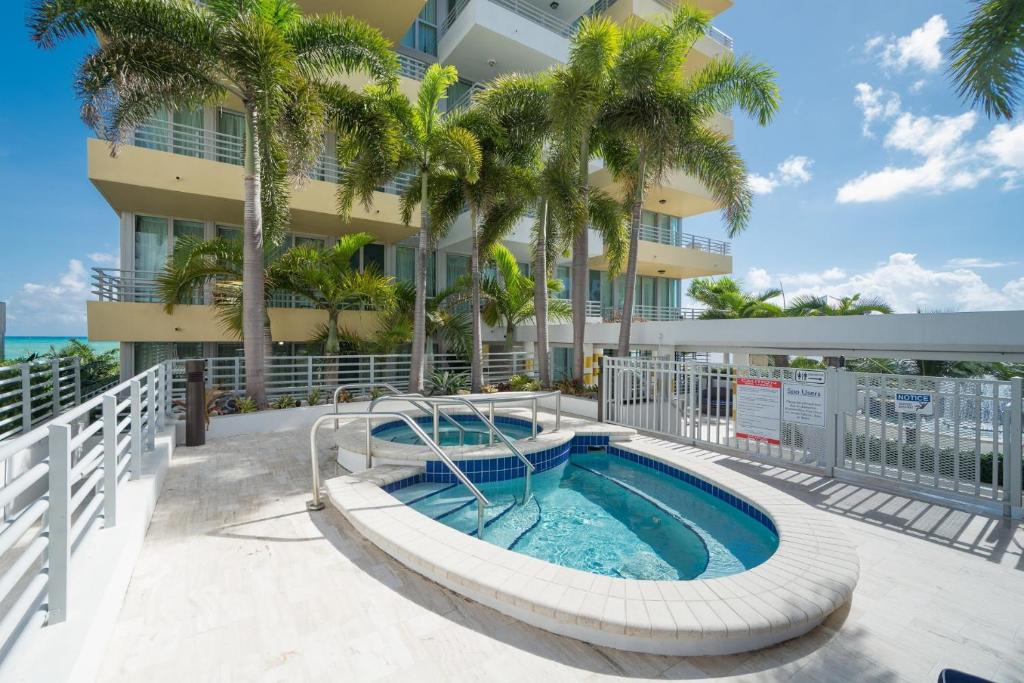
[783, 383, 826, 427]
[735, 378, 782, 445]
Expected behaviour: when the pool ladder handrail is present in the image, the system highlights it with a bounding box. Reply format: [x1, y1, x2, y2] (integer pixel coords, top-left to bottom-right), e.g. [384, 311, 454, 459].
[307, 411, 489, 537]
[369, 393, 536, 503]
[332, 382, 468, 445]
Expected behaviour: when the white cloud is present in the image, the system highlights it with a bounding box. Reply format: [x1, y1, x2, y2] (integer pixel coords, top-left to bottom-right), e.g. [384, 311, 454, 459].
[909, 79, 927, 94]
[945, 257, 1017, 269]
[866, 15, 949, 73]
[853, 83, 901, 136]
[87, 252, 119, 266]
[748, 155, 814, 194]
[746, 253, 1024, 313]
[838, 83, 1024, 203]
[6, 254, 115, 336]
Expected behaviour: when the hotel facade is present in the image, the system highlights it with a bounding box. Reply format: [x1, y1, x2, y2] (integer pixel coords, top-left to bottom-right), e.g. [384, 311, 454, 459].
[86, 0, 736, 382]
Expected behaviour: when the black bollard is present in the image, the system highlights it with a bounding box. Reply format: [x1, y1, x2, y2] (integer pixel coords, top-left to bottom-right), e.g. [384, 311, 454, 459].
[185, 359, 206, 447]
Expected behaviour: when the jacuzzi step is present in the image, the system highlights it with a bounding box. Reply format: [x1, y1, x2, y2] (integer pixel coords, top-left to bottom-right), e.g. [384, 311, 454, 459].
[445, 497, 518, 537]
[485, 497, 541, 549]
[389, 481, 455, 505]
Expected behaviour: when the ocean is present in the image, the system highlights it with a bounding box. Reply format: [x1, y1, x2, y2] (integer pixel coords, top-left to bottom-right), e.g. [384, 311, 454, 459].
[3, 336, 119, 361]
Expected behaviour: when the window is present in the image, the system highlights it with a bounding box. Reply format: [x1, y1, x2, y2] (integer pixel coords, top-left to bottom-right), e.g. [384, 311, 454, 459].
[346, 242, 385, 273]
[217, 225, 242, 241]
[135, 216, 168, 275]
[396, 246, 436, 297]
[400, 0, 438, 56]
[553, 347, 574, 381]
[136, 108, 203, 157]
[555, 266, 571, 299]
[216, 109, 245, 164]
[446, 254, 469, 288]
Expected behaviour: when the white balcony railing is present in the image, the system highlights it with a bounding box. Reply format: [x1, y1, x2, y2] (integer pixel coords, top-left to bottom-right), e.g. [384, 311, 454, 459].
[126, 120, 416, 196]
[442, 0, 579, 38]
[396, 52, 429, 80]
[637, 223, 731, 255]
[586, 300, 705, 322]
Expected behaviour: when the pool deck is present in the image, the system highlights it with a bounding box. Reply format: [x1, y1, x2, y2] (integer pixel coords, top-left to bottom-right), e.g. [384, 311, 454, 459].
[97, 423, 1024, 681]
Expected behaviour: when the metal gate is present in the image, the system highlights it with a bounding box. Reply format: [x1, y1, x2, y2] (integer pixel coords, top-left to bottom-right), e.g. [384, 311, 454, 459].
[600, 356, 1023, 515]
[600, 357, 832, 469]
[838, 372, 1022, 510]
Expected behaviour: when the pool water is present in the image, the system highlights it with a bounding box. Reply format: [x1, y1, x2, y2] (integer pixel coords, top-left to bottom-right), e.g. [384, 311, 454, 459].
[373, 415, 536, 447]
[395, 451, 779, 580]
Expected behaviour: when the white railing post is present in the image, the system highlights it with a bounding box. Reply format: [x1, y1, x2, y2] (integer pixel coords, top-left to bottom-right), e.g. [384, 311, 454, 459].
[102, 393, 118, 527]
[307, 356, 314, 396]
[370, 356, 376, 387]
[822, 367, 839, 476]
[130, 379, 143, 480]
[1008, 377, 1022, 518]
[46, 422, 72, 624]
[20, 363, 32, 433]
[147, 369, 157, 446]
[72, 357, 81, 406]
[51, 358, 62, 417]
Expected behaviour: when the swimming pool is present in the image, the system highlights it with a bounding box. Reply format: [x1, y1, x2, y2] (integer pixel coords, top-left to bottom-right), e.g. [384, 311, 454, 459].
[393, 449, 778, 580]
[372, 414, 537, 447]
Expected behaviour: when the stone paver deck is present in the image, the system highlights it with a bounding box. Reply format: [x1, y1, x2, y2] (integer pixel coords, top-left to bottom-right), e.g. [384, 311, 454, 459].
[98, 428, 1024, 682]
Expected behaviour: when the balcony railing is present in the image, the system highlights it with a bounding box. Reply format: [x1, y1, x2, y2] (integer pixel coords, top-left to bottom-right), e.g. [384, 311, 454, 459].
[637, 223, 731, 255]
[586, 300, 705, 322]
[125, 120, 416, 196]
[583, 0, 734, 50]
[442, 0, 579, 38]
[396, 52, 429, 80]
[93, 268, 334, 309]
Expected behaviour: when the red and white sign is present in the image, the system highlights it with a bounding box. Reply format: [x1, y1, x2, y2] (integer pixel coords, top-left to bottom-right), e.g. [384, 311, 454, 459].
[735, 378, 782, 446]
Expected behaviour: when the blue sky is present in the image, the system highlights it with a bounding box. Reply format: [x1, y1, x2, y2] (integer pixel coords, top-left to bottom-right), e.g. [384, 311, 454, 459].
[1, 1, 1023, 335]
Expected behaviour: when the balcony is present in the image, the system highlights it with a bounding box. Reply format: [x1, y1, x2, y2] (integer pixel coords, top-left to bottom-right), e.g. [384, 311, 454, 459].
[587, 223, 731, 278]
[89, 119, 419, 240]
[638, 223, 730, 255]
[586, 300, 705, 322]
[439, 0, 585, 81]
[88, 269, 381, 343]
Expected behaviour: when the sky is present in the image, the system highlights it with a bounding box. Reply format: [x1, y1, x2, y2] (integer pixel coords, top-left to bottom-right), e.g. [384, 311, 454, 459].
[0, 1, 1022, 335]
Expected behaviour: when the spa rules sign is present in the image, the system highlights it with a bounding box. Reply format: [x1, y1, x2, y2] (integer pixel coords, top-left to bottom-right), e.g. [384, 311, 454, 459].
[735, 378, 782, 445]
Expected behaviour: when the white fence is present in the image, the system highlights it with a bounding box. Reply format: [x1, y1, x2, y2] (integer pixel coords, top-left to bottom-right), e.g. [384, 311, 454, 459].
[0, 359, 81, 442]
[0, 362, 170, 660]
[166, 352, 534, 400]
[600, 356, 1023, 515]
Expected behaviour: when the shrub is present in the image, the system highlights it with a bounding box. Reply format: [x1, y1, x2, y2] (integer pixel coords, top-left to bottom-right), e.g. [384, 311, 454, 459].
[482, 384, 499, 394]
[428, 370, 468, 396]
[306, 388, 322, 406]
[271, 394, 298, 409]
[236, 396, 258, 413]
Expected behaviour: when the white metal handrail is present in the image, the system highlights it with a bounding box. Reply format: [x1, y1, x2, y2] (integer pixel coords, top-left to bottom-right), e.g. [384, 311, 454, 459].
[368, 393, 538, 502]
[396, 52, 429, 80]
[307, 411, 490, 536]
[0, 358, 81, 442]
[331, 383, 468, 444]
[0, 361, 171, 656]
[637, 223, 731, 254]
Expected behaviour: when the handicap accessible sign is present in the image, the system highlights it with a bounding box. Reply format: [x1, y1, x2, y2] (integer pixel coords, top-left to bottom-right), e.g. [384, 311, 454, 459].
[894, 392, 933, 416]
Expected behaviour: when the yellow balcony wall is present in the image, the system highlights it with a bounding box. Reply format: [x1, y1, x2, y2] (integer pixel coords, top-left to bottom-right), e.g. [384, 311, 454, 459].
[587, 241, 731, 279]
[295, 0, 426, 43]
[88, 138, 418, 242]
[87, 301, 381, 343]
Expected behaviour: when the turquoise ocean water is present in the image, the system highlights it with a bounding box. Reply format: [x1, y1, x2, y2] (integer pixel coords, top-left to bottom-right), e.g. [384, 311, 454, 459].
[3, 337, 119, 361]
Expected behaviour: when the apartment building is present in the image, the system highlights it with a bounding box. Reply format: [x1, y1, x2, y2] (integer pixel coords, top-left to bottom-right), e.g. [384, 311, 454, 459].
[85, 0, 735, 380]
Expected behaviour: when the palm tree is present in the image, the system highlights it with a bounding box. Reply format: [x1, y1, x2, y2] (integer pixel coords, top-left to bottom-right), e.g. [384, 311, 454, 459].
[369, 281, 472, 357]
[32, 0, 399, 405]
[948, 0, 1024, 119]
[688, 277, 783, 319]
[273, 234, 396, 355]
[785, 293, 893, 317]
[334, 64, 481, 392]
[477, 244, 572, 352]
[599, 6, 779, 358]
[551, 16, 622, 381]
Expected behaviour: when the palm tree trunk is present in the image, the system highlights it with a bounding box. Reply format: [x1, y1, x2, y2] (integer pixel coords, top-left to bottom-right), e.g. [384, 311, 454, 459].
[409, 168, 429, 393]
[505, 321, 516, 353]
[469, 206, 484, 392]
[534, 199, 550, 385]
[617, 157, 647, 357]
[242, 105, 267, 407]
[571, 137, 590, 381]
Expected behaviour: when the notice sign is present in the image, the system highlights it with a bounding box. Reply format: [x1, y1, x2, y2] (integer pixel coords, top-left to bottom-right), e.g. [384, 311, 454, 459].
[783, 383, 826, 427]
[735, 378, 782, 445]
[794, 369, 826, 385]
[895, 392, 934, 416]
